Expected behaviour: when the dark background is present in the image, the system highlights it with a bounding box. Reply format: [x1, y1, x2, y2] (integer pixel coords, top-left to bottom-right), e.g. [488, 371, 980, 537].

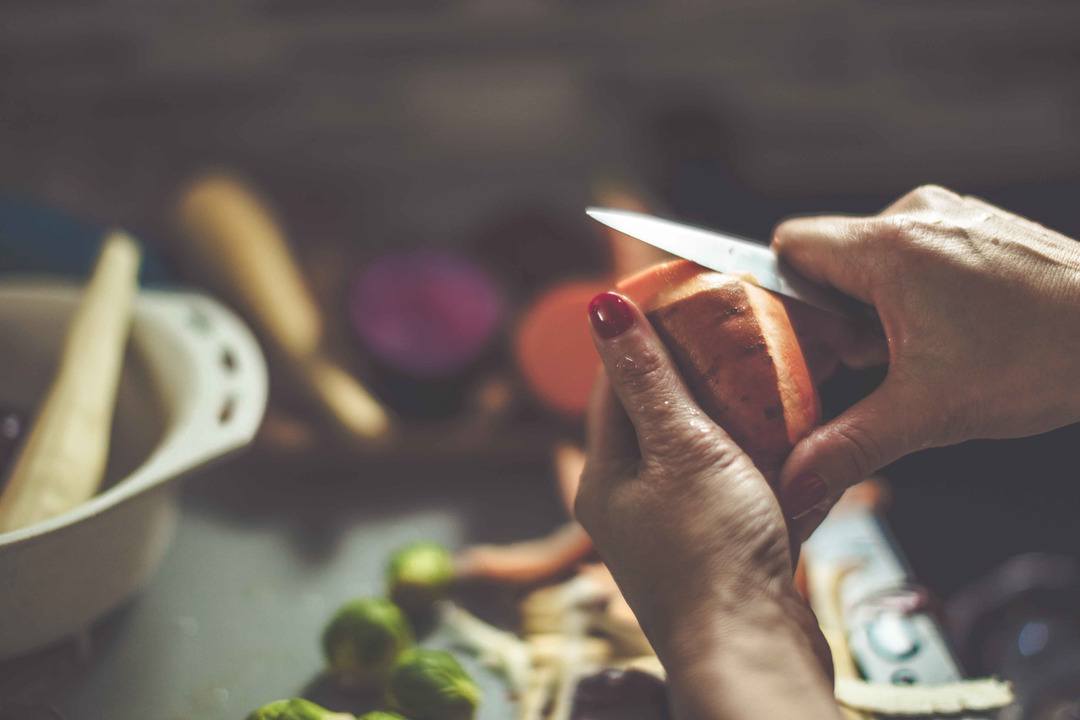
[2, 1, 1080, 717]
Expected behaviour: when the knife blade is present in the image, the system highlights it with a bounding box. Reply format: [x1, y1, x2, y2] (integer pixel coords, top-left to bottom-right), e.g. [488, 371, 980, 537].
[586, 207, 864, 320]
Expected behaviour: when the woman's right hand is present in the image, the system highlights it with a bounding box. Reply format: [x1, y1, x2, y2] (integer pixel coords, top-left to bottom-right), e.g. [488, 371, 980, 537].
[773, 185, 1080, 537]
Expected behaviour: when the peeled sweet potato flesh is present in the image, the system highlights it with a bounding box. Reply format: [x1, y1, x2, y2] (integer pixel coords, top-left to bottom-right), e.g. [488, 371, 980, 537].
[618, 259, 820, 483]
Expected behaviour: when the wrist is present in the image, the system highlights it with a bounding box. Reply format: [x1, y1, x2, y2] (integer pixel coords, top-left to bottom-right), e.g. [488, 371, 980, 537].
[657, 581, 825, 674]
[655, 585, 840, 720]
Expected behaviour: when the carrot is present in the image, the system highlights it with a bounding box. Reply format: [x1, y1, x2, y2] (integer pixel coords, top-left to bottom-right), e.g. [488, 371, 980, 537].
[455, 522, 594, 585]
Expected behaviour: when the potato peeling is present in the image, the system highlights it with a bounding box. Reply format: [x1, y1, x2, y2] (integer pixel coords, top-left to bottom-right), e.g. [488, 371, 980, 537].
[835, 677, 1014, 716]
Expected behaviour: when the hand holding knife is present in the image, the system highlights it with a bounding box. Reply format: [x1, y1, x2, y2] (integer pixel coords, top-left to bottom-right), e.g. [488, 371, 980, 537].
[586, 207, 873, 322]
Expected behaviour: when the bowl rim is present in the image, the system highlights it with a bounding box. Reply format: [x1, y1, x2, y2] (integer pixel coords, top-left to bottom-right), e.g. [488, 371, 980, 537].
[0, 280, 267, 547]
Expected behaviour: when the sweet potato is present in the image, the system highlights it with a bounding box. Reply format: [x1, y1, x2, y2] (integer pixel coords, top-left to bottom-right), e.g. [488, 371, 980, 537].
[618, 259, 820, 483]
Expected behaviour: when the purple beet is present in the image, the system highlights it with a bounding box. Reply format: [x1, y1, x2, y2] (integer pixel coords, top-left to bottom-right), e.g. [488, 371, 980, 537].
[349, 250, 504, 380]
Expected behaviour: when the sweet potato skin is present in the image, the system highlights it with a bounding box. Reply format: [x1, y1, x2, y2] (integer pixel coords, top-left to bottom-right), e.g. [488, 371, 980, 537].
[619, 260, 820, 483]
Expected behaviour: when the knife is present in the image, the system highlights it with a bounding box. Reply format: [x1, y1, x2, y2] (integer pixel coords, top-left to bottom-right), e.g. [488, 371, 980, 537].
[586, 207, 866, 320]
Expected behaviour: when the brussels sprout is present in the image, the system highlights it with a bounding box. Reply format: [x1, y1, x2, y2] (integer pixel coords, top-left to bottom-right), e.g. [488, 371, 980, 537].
[246, 697, 354, 720]
[357, 713, 409, 720]
[323, 597, 415, 690]
[387, 542, 455, 615]
[389, 649, 480, 720]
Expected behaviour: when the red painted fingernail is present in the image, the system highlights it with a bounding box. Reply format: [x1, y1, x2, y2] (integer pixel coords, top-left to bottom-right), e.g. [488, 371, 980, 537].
[783, 473, 828, 520]
[588, 292, 634, 339]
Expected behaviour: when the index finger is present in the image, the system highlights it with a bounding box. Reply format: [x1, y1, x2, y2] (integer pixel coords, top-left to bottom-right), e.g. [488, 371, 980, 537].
[772, 215, 885, 304]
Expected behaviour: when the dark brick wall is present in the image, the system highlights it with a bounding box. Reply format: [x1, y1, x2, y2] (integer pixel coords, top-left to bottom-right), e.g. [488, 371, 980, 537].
[2, 0, 1079, 249]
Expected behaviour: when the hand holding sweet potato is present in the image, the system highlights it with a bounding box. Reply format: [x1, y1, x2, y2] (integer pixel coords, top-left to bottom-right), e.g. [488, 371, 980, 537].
[578, 288, 840, 720]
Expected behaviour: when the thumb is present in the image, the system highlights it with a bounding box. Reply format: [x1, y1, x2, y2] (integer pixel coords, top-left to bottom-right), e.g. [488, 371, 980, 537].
[586, 291, 716, 460]
[777, 375, 926, 521]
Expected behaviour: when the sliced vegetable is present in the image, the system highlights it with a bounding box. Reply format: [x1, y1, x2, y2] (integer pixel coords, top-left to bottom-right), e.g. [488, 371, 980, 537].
[349, 250, 504, 380]
[515, 280, 607, 417]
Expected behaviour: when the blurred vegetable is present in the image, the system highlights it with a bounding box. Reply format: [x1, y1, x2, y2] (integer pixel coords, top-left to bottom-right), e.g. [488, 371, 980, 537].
[514, 280, 606, 417]
[349, 251, 503, 380]
[520, 568, 615, 635]
[592, 589, 652, 658]
[348, 250, 504, 419]
[357, 713, 409, 720]
[389, 649, 481, 720]
[547, 612, 590, 720]
[571, 668, 671, 720]
[177, 174, 391, 442]
[455, 522, 593, 585]
[527, 634, 612, 669]
[440, 602, 531, 697]
[246, 698, 354, 720]
[520, 665, 557, 720]
[388, 542, 455, 616]
[323, 598, 415, 690]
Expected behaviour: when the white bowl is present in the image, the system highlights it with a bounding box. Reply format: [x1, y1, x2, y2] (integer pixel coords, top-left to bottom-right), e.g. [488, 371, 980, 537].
[0, 281, 267, 660]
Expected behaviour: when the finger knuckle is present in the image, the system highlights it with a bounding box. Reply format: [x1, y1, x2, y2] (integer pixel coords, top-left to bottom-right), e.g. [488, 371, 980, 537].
[880, 214, 919, 244]
[644, 429, 749, 481]
[705, 442, 752, 477]
[643, 410, 711, 455]
[844, 217, 894, 253]
[878, 215, 945, 264]
[613, 344, 669, 396]
[642, 434, 708, 473]
[912, 184, 959, 206]
[889, 215, 969, 271]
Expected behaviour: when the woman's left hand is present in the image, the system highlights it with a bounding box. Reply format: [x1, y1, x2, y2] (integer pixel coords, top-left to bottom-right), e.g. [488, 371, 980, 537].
[577, 291, 840, 720]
